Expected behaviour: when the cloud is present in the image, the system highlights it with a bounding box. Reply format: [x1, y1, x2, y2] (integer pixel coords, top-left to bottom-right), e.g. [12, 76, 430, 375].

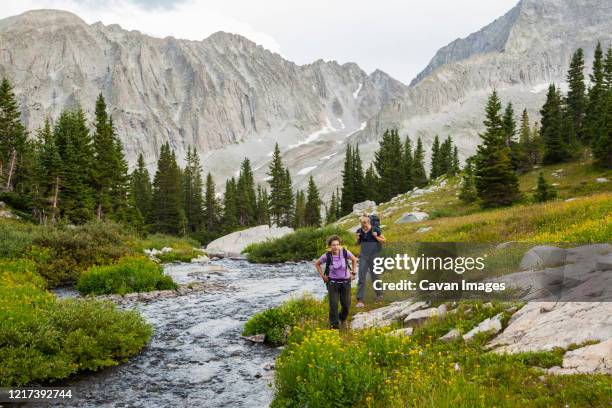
[0, 0, 519, 83]
[0, 0, 282, 54]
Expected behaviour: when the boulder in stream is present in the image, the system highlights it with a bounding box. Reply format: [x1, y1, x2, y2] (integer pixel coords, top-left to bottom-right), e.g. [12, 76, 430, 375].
[206, 225, 294, 257]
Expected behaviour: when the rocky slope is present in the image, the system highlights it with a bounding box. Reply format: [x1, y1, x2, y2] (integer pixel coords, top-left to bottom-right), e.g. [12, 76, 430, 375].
[0, 9, 406, 196]
[2, 0, 612, 198]
[351, 0, 612, 169]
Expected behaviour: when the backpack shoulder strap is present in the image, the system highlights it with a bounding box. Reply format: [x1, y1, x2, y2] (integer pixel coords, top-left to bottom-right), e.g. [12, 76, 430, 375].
[342, 248, 351, 271]
[324, 251, 332, 276]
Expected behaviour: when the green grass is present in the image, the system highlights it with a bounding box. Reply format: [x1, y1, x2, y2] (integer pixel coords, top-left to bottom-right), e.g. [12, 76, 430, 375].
[0, 259, 152, 386]
[244, 226, 355, 263]
[242, 294, 325, 346]
[267, 297, 612, 408]
[134, 233, 203, 263]
[77, 256, 177, 295]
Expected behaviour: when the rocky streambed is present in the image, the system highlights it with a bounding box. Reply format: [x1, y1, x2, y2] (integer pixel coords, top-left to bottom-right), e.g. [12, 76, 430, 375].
[52, 258, 326, 408]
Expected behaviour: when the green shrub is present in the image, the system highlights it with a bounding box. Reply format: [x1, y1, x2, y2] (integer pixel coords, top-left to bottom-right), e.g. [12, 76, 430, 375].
[0, 262, 152, 387]
[156, 249, 203, 263]
[273, 328, 390, 407]
[77, 256, 176, 295]
[245, 226, 354, 263]
[242, 295, 325, 346]
[0, 259, 46, 289]
[30, 222, 135, 287]
[0, 220, 36, 259]
[270, 300, 612, 408]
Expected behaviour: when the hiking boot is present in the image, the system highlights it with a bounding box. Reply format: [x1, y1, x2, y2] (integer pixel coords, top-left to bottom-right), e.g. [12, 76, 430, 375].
[339, 320, 349, 330]
[356, 301, 365, 308]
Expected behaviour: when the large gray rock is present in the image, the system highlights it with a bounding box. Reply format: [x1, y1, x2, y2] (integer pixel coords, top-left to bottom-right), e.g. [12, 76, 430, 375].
[519, 245, 567, 270]
[463, 313, 503, 341]
[206, 225, 294, 257]
[404, 304, 446, 326]
[395, 212, 429, 224]
[351, 300, 426, 329]
[352, 200, 377, 215]
[486, 244, 612, 302]
[488, 302, 612, 354]
[549, 339, 612, 374]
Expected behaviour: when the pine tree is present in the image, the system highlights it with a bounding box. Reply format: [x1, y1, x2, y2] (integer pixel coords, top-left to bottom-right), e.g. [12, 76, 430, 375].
[183, 146, 205, 232]
[282, 168, 294, 227]
[92, 94, 114, 219]
[529, 122, 544, 165]
[541, 84, 570, 163]
[37, 118, 62, 222]
[53, 106, 96, 223]
[236, 158, 257, 226]
[335, 187, 342, 220]
[534, 171, 557, 202]
[458, 160, 478, 203]
[605, 46, 612, 90]
[204, 172, 221, 231]
[326, 190, 339, 224]
[402, 137, 414, 190]
[592, 46, 612, 168]
[429, 135, 441, 179]
[340, 144, 355, 214]
[474, 90, 521, 207]
[451, 146, 460, 175]
[502, 103, 517, 147]
[293, 189, 306, 228]
[566, 48, 587, 141]
[267, 143, 289, 226]
[363, 163, 379, 203]
[255, 185, 270, 225]
[439, 136, 453, 176]
[130, 153, 153, 225]
[373, 129, 404, 202]
[304, 175, 321, 227]
[90, 95, 130, 221]
[412, 137, 428, 187]
[352, 144, 365, 202]
[0, 78, 27, 191]
[585, 42, 605, 145]
[222, 177, 239, 231]
[514, 109, 532, 172]
[152, 143, 185, 234]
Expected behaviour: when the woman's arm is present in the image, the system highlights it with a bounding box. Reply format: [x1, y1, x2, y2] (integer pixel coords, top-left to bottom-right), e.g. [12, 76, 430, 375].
[350, 254, 357, 279]
[374, 229, 386, 242]
[315, 258, 328, 282]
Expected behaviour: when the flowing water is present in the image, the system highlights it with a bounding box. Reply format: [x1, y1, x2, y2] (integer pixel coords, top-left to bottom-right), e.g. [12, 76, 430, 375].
[51, 259, 326, 408]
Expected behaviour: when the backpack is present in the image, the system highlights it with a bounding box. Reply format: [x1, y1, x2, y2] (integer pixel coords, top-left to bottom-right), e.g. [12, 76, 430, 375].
[324, 248, 351, 277]
[369, 214, 381, 229]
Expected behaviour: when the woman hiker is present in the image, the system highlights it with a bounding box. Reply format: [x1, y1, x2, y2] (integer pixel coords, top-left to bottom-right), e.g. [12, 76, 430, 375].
[315, 235, 357, 329]
[355, 214, 386, 307]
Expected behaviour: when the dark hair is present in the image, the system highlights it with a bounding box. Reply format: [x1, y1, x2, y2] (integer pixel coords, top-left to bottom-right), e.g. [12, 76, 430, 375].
[326, 235, 342, 246]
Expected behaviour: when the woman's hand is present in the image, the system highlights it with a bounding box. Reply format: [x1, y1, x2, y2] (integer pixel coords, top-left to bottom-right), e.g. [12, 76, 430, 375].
[322, 275, 330, 283]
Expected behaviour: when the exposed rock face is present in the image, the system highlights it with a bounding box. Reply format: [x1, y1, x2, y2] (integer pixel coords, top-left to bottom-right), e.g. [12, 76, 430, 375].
[205, 224, 294, 257]
[487, 302, 612, 354]
[0, 9, 406, 198]
[463, 313, 503, 341]
[548, 339, 612, 375]
[352, 0, 612, 168]
[2, 1, 612, 199]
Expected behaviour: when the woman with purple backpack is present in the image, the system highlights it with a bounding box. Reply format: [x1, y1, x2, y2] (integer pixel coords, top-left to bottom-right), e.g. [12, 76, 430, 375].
[315, 235, 358, 329]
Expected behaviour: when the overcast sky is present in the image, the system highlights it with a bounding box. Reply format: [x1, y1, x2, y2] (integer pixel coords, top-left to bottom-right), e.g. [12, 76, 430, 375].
[1, 0, 519, 84]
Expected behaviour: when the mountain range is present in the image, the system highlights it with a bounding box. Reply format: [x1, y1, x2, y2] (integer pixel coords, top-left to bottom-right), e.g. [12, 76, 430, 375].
[0, 0, 611, 199]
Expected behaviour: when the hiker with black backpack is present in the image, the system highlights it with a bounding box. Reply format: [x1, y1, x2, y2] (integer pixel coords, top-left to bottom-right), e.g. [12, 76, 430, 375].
[315, 235, 357, 329]
[356, 214, 385, 307]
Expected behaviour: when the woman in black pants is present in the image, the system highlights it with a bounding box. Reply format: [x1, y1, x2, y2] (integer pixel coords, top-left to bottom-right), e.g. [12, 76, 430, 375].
[315, 235, 357, 329]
